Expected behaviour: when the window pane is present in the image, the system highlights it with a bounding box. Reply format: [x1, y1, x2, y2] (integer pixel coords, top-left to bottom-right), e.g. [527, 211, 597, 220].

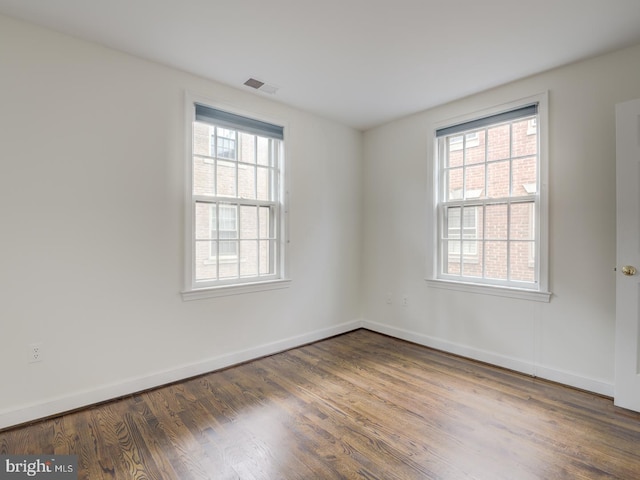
[445, 168, 463, 201]
[194, 202, 214, 240]
[219, 205, 237, 233]
[447, 138, 464, 168]
[238, 164, 256, 199]
[218, 256, 239, 279]
[510, 241, 535, 282]
[217, 160, 237, 197]
[445, 207, 461, 239]
[257, 166, 271, 201]
[487, 124, 510, 161]
[486, 160, 509, 199]
[512, 118, 537, 157]
[462, 241, 482, 278]
[238, 132, 255, 164]
[444, 240, 461, 275]
[464, 164, 485, 199]
[240, 240, 258, 277]
[259, 240, 274, 275]
[259, 206, 272, 239]
[216, 205, 238, 257]
[485, 204, 507, 240]
[464, 131, 485, 165]
[193, 122, 212, 156]
[193, 156, 215, 196]
[195, 241, 216, 281]
[216, 128, 236, 160]
[485, 241, 507, 280]
[240, 205, 258, 239]
[510, 203, 534, 240]
[219, 239, 237, 257]
[512, 156, 537, 197]
[256, 137, 270, 166]
[463, 205, 479, 243]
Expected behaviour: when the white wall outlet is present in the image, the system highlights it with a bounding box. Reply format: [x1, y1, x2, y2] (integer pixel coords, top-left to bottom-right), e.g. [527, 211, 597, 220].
[28, 343, 43, 363]
[386, 292, 393, 304]
[402, 294, 409, 307]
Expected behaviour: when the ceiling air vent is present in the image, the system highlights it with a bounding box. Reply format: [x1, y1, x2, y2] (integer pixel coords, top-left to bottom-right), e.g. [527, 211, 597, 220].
[244, 78, 279, 95]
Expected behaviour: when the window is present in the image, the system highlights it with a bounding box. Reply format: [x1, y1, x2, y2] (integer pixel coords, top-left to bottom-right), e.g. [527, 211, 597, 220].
[427, 94, 550, 301]
[184, 99, 288, 298]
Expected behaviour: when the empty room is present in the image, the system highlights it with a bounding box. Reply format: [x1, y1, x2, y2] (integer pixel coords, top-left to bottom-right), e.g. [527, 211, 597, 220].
[1, 1, 640, 478]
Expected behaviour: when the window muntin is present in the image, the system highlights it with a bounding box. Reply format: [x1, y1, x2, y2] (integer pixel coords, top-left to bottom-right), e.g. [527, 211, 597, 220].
[436, 105, 539, 289]
[190, 103, 284, 289]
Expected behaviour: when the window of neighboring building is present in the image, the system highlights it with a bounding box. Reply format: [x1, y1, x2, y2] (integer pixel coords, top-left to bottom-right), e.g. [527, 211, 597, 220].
[184, 99, 289, 298]
[210, 204, 238, 259]
[427, 94, 550, 301]
[447, 206, 478, 256]
[212, 127, 237, 160]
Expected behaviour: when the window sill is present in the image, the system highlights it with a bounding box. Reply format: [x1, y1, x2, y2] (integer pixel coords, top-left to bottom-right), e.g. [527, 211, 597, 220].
[424, 278, 551, 302]
[182, 278, 291, 301]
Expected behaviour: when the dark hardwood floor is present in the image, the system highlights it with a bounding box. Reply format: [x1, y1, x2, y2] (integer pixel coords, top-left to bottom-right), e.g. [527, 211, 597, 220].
[2, 329, 640, 479]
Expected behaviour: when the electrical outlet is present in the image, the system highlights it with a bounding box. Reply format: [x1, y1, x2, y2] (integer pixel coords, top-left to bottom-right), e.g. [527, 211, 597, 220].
[402, 294, 409, 307]
[386, 292, 393, 304]
[28, 343, 43, 363]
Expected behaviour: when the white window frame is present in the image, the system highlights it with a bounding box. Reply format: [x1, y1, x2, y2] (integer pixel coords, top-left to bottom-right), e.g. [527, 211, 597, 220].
[182, 93, 290, 300]
[425, 93, 551, 302]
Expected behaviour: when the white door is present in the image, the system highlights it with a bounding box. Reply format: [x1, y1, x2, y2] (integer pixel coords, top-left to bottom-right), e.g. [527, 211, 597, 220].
[615, 98, 640, 412]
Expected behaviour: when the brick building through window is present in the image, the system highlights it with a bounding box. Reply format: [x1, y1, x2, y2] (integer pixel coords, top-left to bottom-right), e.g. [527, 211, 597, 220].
[187, 103, 285, 291]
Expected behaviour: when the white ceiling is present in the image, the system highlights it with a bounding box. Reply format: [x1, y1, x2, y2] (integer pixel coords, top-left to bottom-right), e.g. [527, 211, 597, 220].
[1, 0, 640, 130]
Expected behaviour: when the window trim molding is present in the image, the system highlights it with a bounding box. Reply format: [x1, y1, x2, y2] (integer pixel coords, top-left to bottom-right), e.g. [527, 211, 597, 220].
[424, 278, 551, 302]
[183, 92, 290, 300]
[426, 92, 550, 301]
[182, 278, 292, 301]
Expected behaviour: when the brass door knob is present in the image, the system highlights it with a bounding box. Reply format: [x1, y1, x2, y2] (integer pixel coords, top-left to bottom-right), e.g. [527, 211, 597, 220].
[622, 265, 637, 276]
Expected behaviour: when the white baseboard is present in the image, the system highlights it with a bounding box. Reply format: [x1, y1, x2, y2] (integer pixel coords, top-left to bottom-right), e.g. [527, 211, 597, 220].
[0, 319, 362, 430]
[361, 320, 614, 397]
[1, 318, 614, 430]
[533, 364, 613, 397]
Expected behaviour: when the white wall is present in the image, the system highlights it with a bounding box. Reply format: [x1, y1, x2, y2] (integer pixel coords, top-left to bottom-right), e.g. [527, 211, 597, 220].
[4, 12, 640, 431]
[362, 43, 640, 395]
[0, 15, 363, 428]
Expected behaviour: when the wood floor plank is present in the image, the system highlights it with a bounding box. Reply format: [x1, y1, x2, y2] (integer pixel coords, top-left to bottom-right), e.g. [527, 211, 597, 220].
[1, 329, 640, 479]
[269, 343, 532, 479]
